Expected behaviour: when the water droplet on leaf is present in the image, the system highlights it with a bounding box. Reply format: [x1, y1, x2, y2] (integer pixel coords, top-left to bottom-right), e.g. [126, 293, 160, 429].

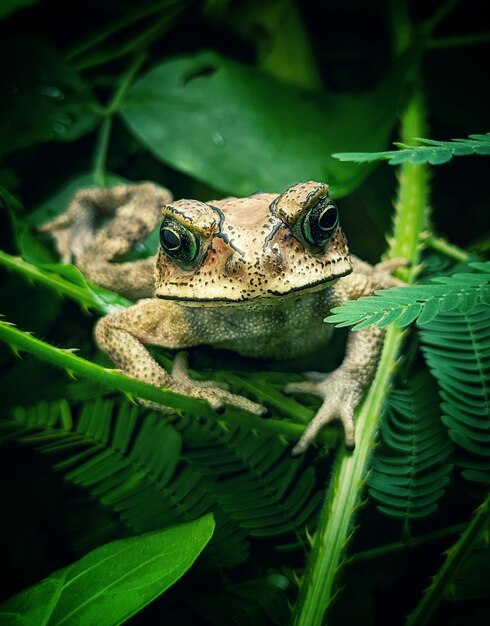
[39, 85, 65, 100]
[212, 132, 226, 146]
[52, 122, 67, 135]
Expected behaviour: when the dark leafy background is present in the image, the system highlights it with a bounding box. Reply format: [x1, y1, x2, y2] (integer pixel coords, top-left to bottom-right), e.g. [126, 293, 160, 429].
[0, 1, 489, 625]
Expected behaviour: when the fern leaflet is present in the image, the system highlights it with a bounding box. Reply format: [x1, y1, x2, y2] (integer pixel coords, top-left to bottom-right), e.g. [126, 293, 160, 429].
[1, 397, 322, 565]
[0, 399, 249, 570]
[333, 133, 490, 165]
[368, 372, 453, 523]
[175, 414, 322, 540]
[419, 305, 490, 482]
[326, 261, 490, 331]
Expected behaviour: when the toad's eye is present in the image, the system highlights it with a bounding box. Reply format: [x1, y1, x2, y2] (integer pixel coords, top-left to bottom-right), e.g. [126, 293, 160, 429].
[301, 197, 339, 247]
[160, 216, 200, 266]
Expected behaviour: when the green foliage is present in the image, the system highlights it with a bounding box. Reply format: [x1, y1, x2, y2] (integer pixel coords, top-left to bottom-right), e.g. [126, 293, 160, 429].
[120, 51, 403, 197]
[419, 305, 490, 483]
[0, 39, 97, 157]
[192, 574, 292, 626]
[0, 397, 322, 567]
[368, 372, 453, 523]
[0, 515, 214, 626]
[326, 261, 490, 330]
[0, 250, 132, 314]
[1, 0, 489, 624]
[333, 133, 490, 165]
[406, 493, 490, 626]
[0, 0, 39, 19]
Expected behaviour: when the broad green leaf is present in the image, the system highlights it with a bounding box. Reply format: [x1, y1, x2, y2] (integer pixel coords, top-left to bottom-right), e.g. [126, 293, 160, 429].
[0, 39, 98, 157]
[0, 0, 39, 19]
[120, 51, 404, 197]
[0, 514, 215, 626]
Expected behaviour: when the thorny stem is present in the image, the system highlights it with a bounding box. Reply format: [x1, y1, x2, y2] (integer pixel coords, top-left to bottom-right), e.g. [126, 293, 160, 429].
[292, 2, 430, 624]
[0, 319, 323, 444]
[406, 493, 490, 626]
[347, 523, 465, 565]
[423, 233, 469, 263]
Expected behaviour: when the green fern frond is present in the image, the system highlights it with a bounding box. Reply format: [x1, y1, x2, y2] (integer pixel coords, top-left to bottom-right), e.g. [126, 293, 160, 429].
[1, 397, 322, 563]
[326, 261, 490, 331]
[333, 133, 490, 165]
[175, 414, 322, 542]
[368, 372, 453, 524]
[419, 304, 490, 483]
[0, 399, 249, 570]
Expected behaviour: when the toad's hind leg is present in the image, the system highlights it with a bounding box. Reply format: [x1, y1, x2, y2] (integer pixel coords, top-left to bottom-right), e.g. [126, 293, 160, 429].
[39, 182, 173, 299]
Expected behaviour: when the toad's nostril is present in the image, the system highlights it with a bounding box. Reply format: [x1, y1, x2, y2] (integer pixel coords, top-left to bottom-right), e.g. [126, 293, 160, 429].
[224, 252, 244, 274]
[264, 243, 284, 273]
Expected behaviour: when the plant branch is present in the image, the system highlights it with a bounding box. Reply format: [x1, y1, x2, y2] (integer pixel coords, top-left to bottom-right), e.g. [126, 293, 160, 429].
[348, 523, 465, 565]
[66, 0, 181, 61]
[429, 32, 490, 49]
[92, 117, 113, 186]
[406, 493, 490, 626]
[422, 233, 470, 262]
[92, 53, 147, 183]
[73, 6, 183, 71]
[0, 319, 318, 443]
[0, 250, 131, 315]
[292, 3, 430, 623]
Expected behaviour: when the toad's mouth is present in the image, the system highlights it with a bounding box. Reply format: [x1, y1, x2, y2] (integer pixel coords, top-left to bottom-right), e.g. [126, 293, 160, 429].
[155, 265, 352, 307]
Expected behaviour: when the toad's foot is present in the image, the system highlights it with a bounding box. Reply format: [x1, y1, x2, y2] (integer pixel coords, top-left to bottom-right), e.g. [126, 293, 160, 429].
[285, 369, 365, 456]
[155, 352, 267, 416]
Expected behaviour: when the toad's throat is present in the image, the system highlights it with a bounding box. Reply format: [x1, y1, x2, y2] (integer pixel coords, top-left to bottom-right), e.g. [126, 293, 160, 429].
[155, 267, 352, 306]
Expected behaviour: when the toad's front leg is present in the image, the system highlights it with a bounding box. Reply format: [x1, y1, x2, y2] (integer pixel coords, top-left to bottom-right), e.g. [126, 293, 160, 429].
[286, 324, 383, 456]
[286, 257, 405, 455]
[95, 298, 266, 415]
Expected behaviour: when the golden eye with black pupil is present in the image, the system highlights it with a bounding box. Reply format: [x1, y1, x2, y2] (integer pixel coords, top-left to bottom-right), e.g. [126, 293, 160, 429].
[301, 197, 339, 247]
[159, 216, 200, 266]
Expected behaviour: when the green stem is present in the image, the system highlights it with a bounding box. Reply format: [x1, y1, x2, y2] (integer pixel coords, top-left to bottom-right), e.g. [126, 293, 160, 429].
[66, 0, 179, 61]
[386, 87, 429, 279]
[0, 320, 316, 443]
[429, 32, 490, 49]
[423, 233, 469, 262]
[92, 117, 113, 186]
[226, 373, 313, 425]
[291, 328, 406, 626]
[292, 3, 429, 623]
[74, 8, 181, 71]
[406, 493, 490, 626]
[348, 523, 465, 565]
[92, 53, 146, 184]
[105, 53, 147, 115]
[0, 250, 131, 314]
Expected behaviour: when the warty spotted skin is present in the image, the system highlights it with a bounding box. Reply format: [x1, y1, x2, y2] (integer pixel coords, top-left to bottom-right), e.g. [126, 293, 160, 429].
[41, 181, 403, 454]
